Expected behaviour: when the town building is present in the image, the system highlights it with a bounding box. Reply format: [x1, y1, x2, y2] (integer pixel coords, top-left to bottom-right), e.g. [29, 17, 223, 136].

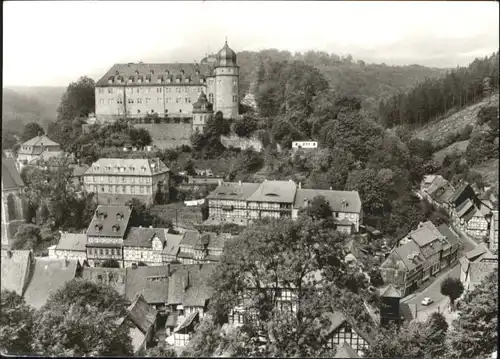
[459, 243, 498, 292]
[489, 210, 498, 251]
[2, 156, 26, 247]
[291, 141, 318, 150]
[192, 92, 214, 133]
[453, 198, 491, 239]
[85, 205, 132, 268]
[70, 164, 90, 191]
[165, 263, 217, 346]
[419, 175, 455, 211]
[0, 250, 34, 296]
[16, 134, 63, 166]
[83, 158, 170, 206]
[94, 41, 239, 123]
[50, 232, 88, 265]
[123, 227, 170, 267]
[321, 311, 374, 357]
[206, 180, 362, 233]
[118, 294, 157, 356]
[380, 221, 459, 297]
[125, 265, 170, 312]
[81, 267, 126, 296]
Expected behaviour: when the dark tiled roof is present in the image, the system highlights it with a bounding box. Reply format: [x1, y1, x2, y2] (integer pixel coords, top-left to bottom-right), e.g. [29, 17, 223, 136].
[449, 182, 471, 204]
[380, 284, 401, 298]
[334, 342, 360, 358]
[175, 311, 199, 332]
[408, 221, 446, 247]
[2, 157, 25, 190]
[126, 294, 157, 334]
[0, 250, 32, 295]
[56, 233, 87, 252]
[462, 206, 479, 223]
[96, 63, 213, 87]
[437, 224, 460, 247]
[163, 233, 184, 257]
[392, 241, 425, 271]
[247, 180, 297, 203]
[81, 267, 126, 296]
[86, 205, 132, 238]
[194, 232, 230, 251]
[456, 199, 474, 218]
[23, 258, 79, 309]
[464, 243, 491, 261]
[20, 135, 59, 148]
[123, 227, 168, 248]
[294, 189, 362, 213]
[85, 158, 169, 177]
[125, 266, 170, 304]
[165, 312, 179, 328]
[167, 264, 217, 307]
[180, 230, 200, 248]
[206, 182, 260, 201]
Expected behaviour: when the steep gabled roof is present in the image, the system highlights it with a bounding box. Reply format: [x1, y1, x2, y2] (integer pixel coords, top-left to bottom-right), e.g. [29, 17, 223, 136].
[23, 258, 79, 309]
[123, 227, 168, 248]
[163, 232, 184, 257]
[294, 189, 362, 213]
[56, 233, 87, 252]
[86, 205, 132, 238]
[247, 180, 297, 203]
[206, 181, 260, 201]
[20, 135, 59, 147]
[126, 294, 157, 334]
[84, 158, 170, 177]
[2, 157, 25, 190]
[380, 284, 401, 298]
[167, 264, 217, 307]
[0, 250, 32, 295]
[125, 266, 169, 304]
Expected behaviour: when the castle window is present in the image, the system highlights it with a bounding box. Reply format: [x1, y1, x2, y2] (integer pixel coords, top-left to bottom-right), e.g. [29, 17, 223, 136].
[176, 88, 181, 93]
[166, 88, 171, 92]
[208, 93, 214, 103]
[99, 88, 104, 93]
[176, 97, 181, 103]
[176, 78, 180, 83]
[184, 87, 189, 93]
[108, 99, 114, 104]
[145, 98, 151, 104]
[147, 88, 151, 93]
[128, 98, 134, 104]
[233, 95, 238, 103]
[137, 98, 142, 104]
[218, 80, 222, 85]
[157, 88, 162, 93]
[117, 98, 123, 104]
[157, 98, 162, 104]
[100, 99, 105, 105]
[166, 78, 171, 83]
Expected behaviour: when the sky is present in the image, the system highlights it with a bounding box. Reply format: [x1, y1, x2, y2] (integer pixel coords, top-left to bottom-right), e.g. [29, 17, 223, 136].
[3, 1, 499, 87]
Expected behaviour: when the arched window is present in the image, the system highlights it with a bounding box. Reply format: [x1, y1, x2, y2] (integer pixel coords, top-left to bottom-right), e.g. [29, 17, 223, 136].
[7, 194, 17, 221]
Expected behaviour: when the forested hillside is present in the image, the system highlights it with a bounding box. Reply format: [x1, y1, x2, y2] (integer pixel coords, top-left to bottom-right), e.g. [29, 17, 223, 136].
[2, 86, 65, 133]
[379, 52, 499, 128]
[236, 49, 449, 113]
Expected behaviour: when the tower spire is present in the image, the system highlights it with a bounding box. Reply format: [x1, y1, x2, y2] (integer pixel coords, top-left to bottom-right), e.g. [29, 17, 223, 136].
[225, 36, 228, 44]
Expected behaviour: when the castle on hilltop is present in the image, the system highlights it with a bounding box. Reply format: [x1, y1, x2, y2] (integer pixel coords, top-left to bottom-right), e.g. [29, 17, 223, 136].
[94, 41, 240, 132]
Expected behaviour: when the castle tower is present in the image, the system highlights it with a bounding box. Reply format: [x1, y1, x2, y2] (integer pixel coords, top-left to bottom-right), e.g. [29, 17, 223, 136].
[214, 40, 239, 119]
[192, 91, 214, 133]
[379, 284, 402, 328]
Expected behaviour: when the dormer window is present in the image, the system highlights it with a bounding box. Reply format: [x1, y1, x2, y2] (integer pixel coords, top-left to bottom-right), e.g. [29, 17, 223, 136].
[128, 77, 133, 83]
[201, 78, 205, 83]
[95, 224, 103, 231]
[185, 78, 190, 83]
[180, 69, 185, 75]
[135, 70, 139, 75]
[196, 70, 200, 75]
[176, 78, 180, 83]
[112, 224, 120, 232]
[108, 77, 114, 84]
[165, 69, 170, 75]
[138, 77, 142, 83]
[150, 69, 154, 75]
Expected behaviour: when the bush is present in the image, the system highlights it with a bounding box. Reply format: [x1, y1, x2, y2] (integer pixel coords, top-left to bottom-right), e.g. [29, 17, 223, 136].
[458, 124, 474, 141]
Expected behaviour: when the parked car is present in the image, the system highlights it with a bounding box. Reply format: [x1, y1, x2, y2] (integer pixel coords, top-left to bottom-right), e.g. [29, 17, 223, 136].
[421, 297, 433, 306]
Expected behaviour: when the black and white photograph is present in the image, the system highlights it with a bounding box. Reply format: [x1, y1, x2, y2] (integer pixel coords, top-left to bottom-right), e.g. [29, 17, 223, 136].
[1, 0, 498, 357]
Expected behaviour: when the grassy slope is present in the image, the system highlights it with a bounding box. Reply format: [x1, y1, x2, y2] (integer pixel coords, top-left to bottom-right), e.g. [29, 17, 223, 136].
[413, 93, 499, 144]
[412, 93, 499, 189]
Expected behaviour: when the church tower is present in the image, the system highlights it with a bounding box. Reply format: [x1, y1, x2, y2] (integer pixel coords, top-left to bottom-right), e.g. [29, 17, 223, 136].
[214, 40, 239, 119]
[192, 91, 214, 133]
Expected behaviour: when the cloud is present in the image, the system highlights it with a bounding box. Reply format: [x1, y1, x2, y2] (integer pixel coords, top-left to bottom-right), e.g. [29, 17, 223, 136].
[3, 1, 499, 86]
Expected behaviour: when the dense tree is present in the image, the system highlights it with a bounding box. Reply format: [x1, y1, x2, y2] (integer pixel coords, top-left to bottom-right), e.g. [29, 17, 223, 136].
[235, 148, 264, 174]
[102, 259, 121, 268]
[440, 277, 464, 311]
[202, 217, 374, 357]
[0, 290, 35, 355]
[2, 129, 20, 150]
[447, 270, 498, 358]
[32, 279, 132, 356]
[11, 224, 42, 251]
[145, 342, 177, 357]
[21, 122, 45, 142]
[299, 196, 333, 220]
[234, 115, 259, 137]
[57, 76, 96, 123]
[379, 52, 499, 128]
[127, 198, 173, 229]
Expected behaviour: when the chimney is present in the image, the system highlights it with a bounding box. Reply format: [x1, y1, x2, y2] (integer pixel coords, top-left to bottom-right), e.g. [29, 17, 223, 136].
[298, 182, 302, 189]
[238, 180, 242, 186]
[218, 179, 222, 186]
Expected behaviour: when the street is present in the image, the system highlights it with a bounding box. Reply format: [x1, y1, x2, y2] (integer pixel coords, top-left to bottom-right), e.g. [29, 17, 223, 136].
[402, 225, 479, 322]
